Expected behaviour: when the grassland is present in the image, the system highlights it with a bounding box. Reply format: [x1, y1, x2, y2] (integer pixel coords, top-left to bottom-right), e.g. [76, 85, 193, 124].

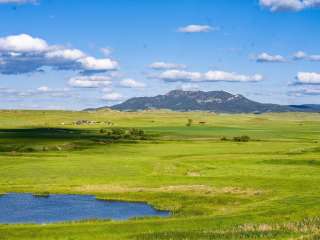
[0, 110, 319, 240]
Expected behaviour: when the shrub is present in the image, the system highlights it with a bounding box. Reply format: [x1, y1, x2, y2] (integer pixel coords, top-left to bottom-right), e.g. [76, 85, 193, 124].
[24, 147, 36, 152]
[110, 128, 126, 136]
[100, 127, 146, 140]
[186, 119, 193, 127]
[129, 128, 145, 137]
[99, 128, 107, 134]
[220, 136, 228, 141]
[233, 135, 250, 142]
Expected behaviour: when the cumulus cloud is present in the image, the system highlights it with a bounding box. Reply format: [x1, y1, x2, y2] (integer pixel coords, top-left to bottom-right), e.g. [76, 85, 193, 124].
[68, 75, 112, 88]
[119, 78, 146, 88]
[178, 25, 217, 33]
[153, 70, 201, 82]
[149, 61, 186, 70]
[0, 34, 47, 52]
[255, 52, 286, 62]
[0, 34, 119, 75]
[152, 70, 263, 83]
[101, 92, 123, 101]
[0, 0, 37, 4]
[295, 72, 320, 84]
[259, 0, 320, 12]
[78, 57, 118, 71]
[293, 51, 320, 61]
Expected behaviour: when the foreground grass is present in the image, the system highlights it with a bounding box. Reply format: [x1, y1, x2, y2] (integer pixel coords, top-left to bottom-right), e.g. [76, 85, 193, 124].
[0, 110, 319, 239]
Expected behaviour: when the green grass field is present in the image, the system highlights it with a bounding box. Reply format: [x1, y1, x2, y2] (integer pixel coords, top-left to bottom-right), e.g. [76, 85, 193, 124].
[0, 110, 320, 240]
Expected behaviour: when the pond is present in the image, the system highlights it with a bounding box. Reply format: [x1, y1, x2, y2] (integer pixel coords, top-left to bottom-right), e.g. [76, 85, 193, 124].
[0, 193, 170, 224]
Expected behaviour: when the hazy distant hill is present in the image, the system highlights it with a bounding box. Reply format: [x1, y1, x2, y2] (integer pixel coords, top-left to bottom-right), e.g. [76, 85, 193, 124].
[88, 90, 320, 113]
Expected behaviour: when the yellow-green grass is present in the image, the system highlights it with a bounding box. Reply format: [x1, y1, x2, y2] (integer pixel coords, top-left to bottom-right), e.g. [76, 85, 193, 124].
[0, 110, 320, 239]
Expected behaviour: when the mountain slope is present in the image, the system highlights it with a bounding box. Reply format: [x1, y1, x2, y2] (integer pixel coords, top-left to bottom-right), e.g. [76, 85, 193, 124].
[105, 90, 292, 113]
[86, 90, 319, 113]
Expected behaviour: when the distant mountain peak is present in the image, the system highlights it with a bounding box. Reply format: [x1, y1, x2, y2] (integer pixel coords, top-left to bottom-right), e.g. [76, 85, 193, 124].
[86, 90, 320, 113]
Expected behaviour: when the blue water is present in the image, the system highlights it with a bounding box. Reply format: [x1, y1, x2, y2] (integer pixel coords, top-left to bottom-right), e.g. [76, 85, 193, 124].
[0, 193, 170, 224]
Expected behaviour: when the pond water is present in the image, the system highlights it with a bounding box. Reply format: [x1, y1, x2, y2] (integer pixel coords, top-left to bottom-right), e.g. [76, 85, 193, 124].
[0, 193, 170, 224]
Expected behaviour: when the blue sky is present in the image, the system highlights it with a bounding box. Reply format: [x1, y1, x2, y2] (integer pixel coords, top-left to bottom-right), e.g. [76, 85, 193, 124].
[0, 0, 320, 109]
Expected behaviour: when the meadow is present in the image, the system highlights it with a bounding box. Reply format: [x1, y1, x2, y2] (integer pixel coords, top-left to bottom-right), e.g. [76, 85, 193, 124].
[0, 110, 319, 240]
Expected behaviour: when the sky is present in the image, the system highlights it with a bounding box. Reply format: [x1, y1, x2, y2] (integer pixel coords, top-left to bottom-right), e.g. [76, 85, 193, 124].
[0, 0, 320, 110]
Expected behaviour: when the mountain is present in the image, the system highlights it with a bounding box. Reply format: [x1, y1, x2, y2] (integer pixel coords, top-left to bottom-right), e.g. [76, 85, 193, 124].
[90, 90, 320, 113]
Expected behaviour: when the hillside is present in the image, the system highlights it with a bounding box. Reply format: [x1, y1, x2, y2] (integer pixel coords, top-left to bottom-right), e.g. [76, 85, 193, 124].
[101, 90, 320, 113]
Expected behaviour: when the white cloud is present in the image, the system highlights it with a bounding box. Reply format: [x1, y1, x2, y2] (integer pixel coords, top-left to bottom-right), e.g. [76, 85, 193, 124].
[204, 71, 263, 82]
[259, 0, 320, 12]
[0, 0, 37, 4]
[296, 72, 320, 84]
[289, 88, 320, 96]
[256, 52, 286, 62]
[101, 92, 123, 101]
[155, 70, 202, 82]
[293, 51, 320, 61]
[149, 61, 186, 70]
[293, 51, 307, 60]
[178, 25, 217, 33]
[68, 75, 112, 88]
[152, 69, 263, 82]
[78, 57, 119, 71]
[0, 34, 118, 74]
[0, 34, 47, 52]
[45, 48, 85, 61]
[119, 78, 146, 88]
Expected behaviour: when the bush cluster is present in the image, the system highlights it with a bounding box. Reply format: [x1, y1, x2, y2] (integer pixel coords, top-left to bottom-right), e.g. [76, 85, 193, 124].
[220, 135, 250, 142]
[233, 135, 250, 142]
[99, 128, 146, 140]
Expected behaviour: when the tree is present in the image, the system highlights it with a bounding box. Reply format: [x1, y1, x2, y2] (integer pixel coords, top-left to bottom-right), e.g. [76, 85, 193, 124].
[186, 119, 193, 127]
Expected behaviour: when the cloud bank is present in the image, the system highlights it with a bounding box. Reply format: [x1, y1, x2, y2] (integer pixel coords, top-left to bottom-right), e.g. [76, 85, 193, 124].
[152, 70, 263, 83]
[0, 34, 119, 75]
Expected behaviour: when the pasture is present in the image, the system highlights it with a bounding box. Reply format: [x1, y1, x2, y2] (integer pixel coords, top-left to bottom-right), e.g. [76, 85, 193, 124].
[0, 110, 319, 239]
